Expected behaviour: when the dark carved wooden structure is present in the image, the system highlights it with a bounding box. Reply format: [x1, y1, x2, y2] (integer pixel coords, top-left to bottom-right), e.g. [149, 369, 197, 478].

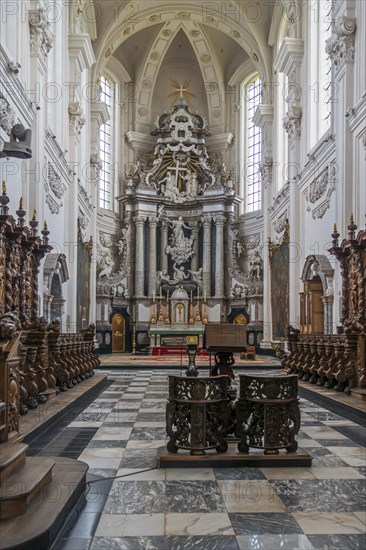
[0, 185, 97, 544]
[166, 375, 230, 455]
[204, 323, 246, 380]
[281, 219, 366, 393]
[235, 373, 300, 454]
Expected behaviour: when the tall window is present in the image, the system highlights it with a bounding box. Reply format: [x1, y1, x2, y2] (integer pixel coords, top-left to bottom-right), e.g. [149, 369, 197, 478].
[244, 78, 262, 212]
[308, 0, 332, 148]
[99, 76, 112, 209]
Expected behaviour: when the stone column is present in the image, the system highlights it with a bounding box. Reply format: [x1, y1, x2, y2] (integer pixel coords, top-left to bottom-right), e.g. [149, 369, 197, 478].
[191, 222, 199, 272]
[134, 216, 145, 298]
[253, 104, 274, 348]
[214, 215, 226, 298]
[276, 37, 304, 328]
[148, 217, 157, 297]
[160, 221, 168, 272]
[202, 216, 212, 297]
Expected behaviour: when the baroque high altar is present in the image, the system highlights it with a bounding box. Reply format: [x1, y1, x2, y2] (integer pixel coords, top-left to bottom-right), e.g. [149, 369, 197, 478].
[96, 98, 264, 352]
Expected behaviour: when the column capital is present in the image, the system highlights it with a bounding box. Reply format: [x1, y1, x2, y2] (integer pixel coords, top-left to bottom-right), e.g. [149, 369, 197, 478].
[133, 215, 146, 225]
[148, 216, 158, 226]
[326, 16, 356, 71]
[283, 106, 302, 140]
[259, 158, 273, 189]
[69, 101, 86, 136]
[29, 8, 55, 62]
[201, 215, 212, 226]
[213, 215, 226, 226]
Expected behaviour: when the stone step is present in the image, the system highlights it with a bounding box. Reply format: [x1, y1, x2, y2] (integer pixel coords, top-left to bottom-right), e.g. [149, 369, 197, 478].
[350, 387, 366, 401]
[0, 457, 55, 519]
[0, 457, 88, 550]
[0, 443, 28, 482]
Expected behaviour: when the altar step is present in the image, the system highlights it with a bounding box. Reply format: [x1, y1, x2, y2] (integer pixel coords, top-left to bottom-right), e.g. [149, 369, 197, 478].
[0, 441, 88, 549]
[158, 443, 313, 468]
[152, 346, 209, 356]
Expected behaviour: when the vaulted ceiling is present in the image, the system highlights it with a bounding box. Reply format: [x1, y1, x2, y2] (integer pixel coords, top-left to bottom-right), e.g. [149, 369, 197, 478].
[89, 0, 277, 131]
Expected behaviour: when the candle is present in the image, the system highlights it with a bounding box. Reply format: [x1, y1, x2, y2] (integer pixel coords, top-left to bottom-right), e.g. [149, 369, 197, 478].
[197, 286, 200, 299]
[191, 290, 193, 302]
[204, 290, 207, 302]
[153, 290, 155, 302]
[160, 286, 162, 299]
[167, 290, 169, 302]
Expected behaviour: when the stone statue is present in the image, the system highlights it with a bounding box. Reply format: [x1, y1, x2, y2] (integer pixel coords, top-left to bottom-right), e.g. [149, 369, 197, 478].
[188, 267, 203, 286]
[236, 240, 245, 258]
[171, 216, 190, 247]
[224, 171, 235, 192]
[249, 251, 263, 280]
[116, 239, 124, 255]
[157, 270, 171, 286]
[184, 170, 199, 199]
[172, 263, 189, 284]
[160, 171, 183, 202]
[98, 253, 114, 278]
[157, 203, 166, 219]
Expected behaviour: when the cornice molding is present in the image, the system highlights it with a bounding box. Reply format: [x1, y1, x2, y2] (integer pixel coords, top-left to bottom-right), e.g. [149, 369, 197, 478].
[68, 33, 96, 70]
[274, 37, 304, 73]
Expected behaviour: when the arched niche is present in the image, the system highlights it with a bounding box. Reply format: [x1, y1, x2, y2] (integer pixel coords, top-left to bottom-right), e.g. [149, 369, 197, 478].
[43, 253, 69, 325]
[300, 255, 334, 334]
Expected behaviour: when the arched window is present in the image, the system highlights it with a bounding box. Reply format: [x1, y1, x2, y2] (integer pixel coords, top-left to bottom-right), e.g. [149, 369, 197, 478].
[243, 77, 262, 212]
[99, 76, 112, 209]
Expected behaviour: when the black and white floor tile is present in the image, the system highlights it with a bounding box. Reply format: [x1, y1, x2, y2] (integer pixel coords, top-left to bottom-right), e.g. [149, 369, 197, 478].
[28, 369, 365, 550]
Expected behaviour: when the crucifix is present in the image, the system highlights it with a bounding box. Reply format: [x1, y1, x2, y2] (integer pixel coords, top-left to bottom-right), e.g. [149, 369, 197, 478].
[169, 160, 188, 192]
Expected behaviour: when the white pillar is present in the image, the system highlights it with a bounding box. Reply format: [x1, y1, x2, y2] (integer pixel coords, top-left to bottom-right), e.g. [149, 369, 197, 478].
[191, 222, 200, 272]
[202, 216, 212, 297]
[148, 217, 157, 297]
[160, 221, 168, 272]
[214, 215, 226, 298]
[134, 216, 145, 298]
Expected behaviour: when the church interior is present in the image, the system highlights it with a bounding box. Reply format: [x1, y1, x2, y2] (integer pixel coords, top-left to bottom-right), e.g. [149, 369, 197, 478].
[0, 1, 365, 549]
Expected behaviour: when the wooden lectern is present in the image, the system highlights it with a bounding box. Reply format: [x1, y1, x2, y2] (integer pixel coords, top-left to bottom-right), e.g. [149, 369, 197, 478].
[204, 323, 247, 379]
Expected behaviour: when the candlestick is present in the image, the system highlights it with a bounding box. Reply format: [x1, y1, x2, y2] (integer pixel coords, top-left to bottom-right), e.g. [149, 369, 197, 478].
[2, 181, 6, 194]
[32, 209, 37, 220]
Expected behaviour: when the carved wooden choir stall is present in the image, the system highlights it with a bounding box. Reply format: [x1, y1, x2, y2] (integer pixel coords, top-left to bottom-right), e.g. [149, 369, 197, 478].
[281, 219, 366, 395]
[0, 185, 99, 549]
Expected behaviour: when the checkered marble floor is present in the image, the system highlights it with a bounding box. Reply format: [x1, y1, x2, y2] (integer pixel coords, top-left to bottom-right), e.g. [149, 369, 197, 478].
[55, 370, 366, 550]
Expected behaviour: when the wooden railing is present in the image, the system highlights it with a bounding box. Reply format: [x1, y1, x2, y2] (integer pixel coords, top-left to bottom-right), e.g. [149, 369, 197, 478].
[0, 316, 99, 443]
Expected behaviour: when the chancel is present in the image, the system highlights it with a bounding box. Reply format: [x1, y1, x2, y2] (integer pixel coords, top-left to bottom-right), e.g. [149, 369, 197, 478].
[0, 1, 365, 549]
